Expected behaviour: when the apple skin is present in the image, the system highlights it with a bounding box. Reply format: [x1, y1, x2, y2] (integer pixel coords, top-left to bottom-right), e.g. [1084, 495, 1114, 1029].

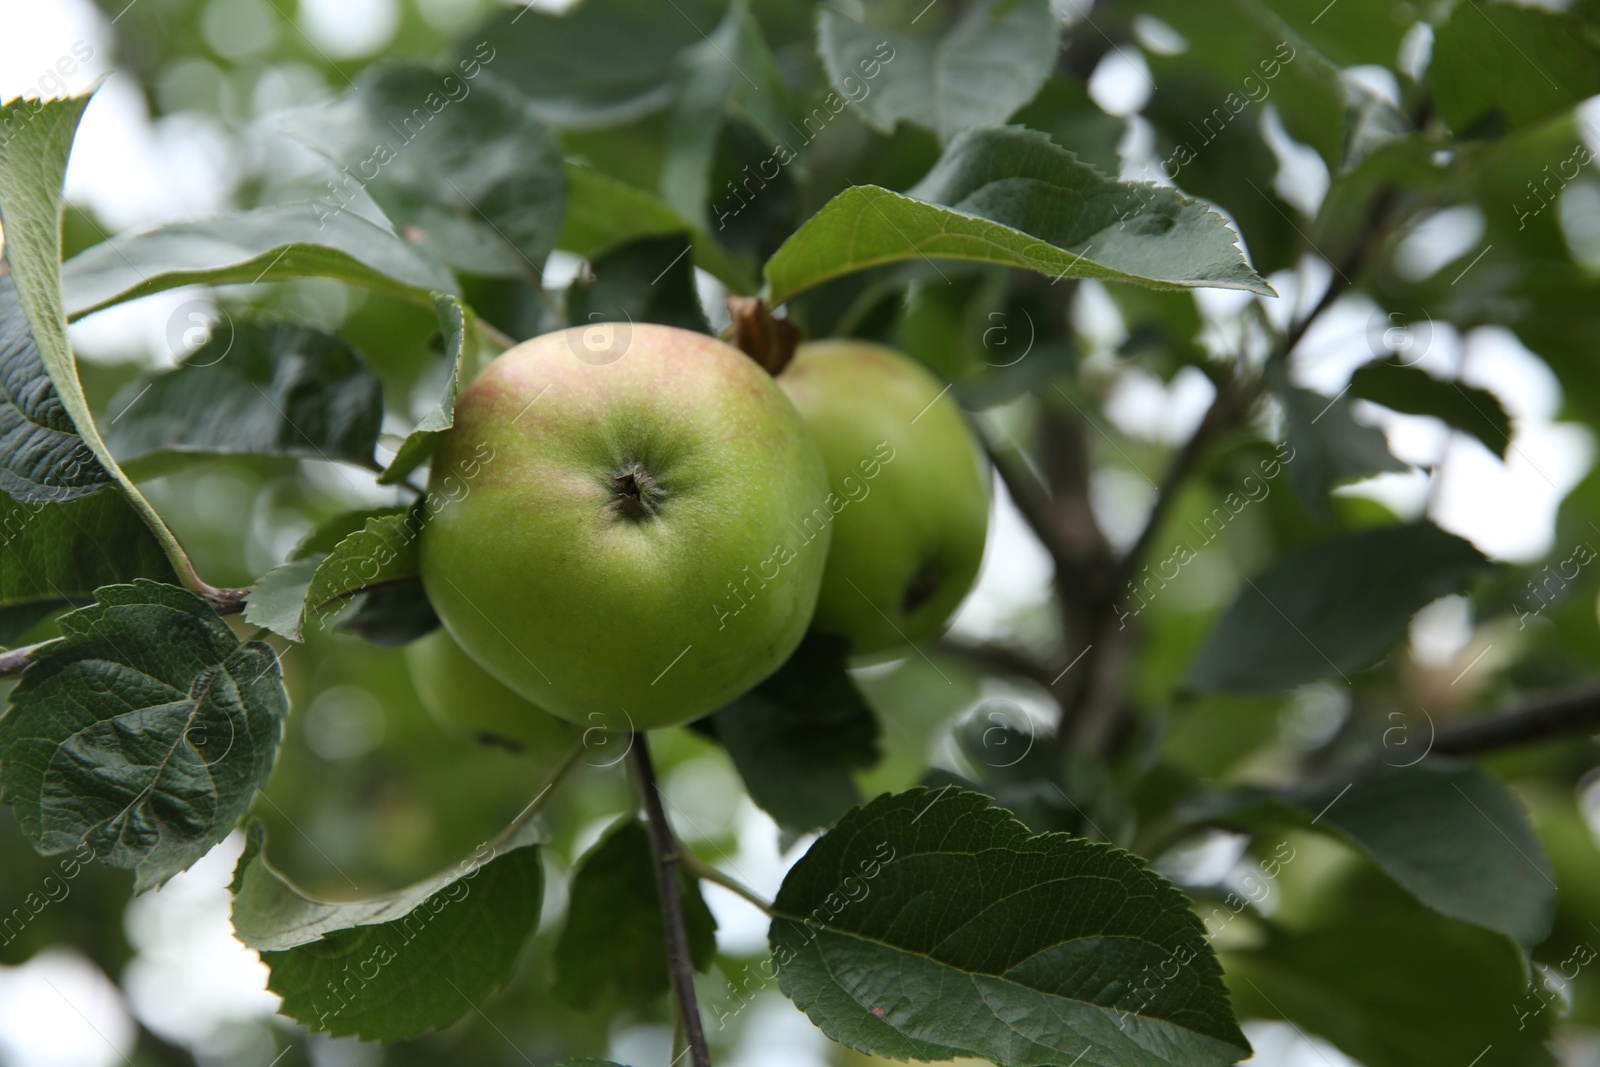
[778, 340, 990, 654]
[405, 628, 578, 762]
[418, 323, 831, 731]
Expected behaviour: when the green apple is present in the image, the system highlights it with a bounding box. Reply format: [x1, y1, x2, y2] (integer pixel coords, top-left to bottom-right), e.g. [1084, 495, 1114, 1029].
[778, 340, 990, 654]
[405, 628, 578, 762]
[418, 323, 831, 730]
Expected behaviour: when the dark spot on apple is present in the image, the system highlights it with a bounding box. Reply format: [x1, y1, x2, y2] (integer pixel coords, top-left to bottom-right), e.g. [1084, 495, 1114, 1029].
[902, 561, 943, 614]
[612, 462, 664, 521]
[476, 731, 524, 753]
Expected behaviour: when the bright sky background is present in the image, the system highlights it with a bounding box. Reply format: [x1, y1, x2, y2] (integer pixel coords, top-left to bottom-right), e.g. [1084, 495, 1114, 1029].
[1, 1, 1596, 1065]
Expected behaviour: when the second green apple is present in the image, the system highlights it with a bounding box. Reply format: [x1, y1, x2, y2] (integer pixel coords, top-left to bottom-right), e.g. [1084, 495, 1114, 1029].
[779, 340, 991, 654]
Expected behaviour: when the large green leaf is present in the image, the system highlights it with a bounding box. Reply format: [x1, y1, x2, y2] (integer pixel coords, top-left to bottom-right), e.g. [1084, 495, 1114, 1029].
[61, 204, 457, 321]
[0, 93, 192, 605]
[764, 127, 1271, 304]
[1188, 523, 1492, 694]
[286, 64, 564, 278]
[1348, 359, 1512, 459]
[1269, 362, 1406, 519]
[1129, 0, 1345, 167]
[104, 321, 382, 473]
[661, 4, 789, 227]
[559, 163, 753, 291]
[460, 0, 727, 128]
[1260, 0, 1418, 69]
[0, 581, 288, 892]
[231, 819, 544, 1041]
[552, 819, 717, 1009]
[1193, 762, 1555, 954]
[708, 632, 880, 834]
[1430, 1, 1600, 136]
[378, 294, 474, 486]
[1225, 872, 1554, 1067]
[0, 278, 111, 503]
[817, 0, 1060, 142]
[771, 788, 1251, 1067]
[250, 508, 430, 643]
[0, 490, 175, 626]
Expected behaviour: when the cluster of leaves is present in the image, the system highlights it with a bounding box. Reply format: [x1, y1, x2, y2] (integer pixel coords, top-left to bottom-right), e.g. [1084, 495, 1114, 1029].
[1, 0, 1599, 1062]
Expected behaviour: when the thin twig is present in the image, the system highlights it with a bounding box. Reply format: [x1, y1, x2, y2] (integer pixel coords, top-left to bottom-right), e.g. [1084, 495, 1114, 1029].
[679, 848, 773, 914]
[478, 320, 518, 351]
[1062, 185, 1405, 755]
[1429, 683, 1600, 757]
[628, 732, 712, 1067]
[935, 637, 1058, 691]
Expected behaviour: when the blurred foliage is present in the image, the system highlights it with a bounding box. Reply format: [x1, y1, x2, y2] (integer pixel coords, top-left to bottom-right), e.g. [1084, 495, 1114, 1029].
[0, 0, 1597, 1063]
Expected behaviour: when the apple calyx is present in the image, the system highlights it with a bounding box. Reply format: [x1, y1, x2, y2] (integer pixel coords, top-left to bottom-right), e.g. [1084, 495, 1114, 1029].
[612, 462, 665, 520]
[903, 561, 944, 613]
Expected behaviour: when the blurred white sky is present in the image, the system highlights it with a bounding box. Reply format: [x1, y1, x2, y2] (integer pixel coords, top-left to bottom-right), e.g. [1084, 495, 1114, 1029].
[1, 2, 1598, 1066]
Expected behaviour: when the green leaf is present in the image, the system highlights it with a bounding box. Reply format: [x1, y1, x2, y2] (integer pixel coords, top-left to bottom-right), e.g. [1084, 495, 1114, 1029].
[104, 321, 383, 474]
[661, 4, 788, 227]
[0, 92, 191, 631]
[378, 294, 473, 486]
[255, 509, 428, 643]
[1132, 1, 1344, 167]
[0, 489, 175, 624]
[461, 0, 727, 128]
[1347, 360, 1513, 460]
[770, 788, 1251, 1067]
[1194, 762, 1555, 954]
[1259, 0, 1418, 69]
[1188, 522, 1492, 694]
[1269, 362, 1406, 519]
[817, 0, 1060, 142]
[332, 581, 440, 648]
[559, 163, 754, 291]
[285, 64, 564, 279]
[61, 204, 457, 321]
[1308, 764, 1554, 952]
[1011, 76, 1126, 177]
[231, 819, 544, 1041]
[708, 631, 880, 834]
[0, 581, 288, 892]
[566, 234, 712, 336]
[1430, 2, 1600, 136]
[246, 507, 438, 644]
[242, 557, 323, 642]
[552, 819, 717, 1009]
[0, 278, 112, 502]
[1225, 869, 1554, 1067]
[764, 127, 1271, 305]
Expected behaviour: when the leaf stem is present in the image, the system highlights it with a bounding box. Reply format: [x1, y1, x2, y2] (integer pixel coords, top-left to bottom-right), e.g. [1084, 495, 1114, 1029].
[478, 320, 518, 352]
[496, 740, 588, 844]
[628, 732, 713, 1067]
[679, 848, 773, 915]
[0, 638, 56, 678]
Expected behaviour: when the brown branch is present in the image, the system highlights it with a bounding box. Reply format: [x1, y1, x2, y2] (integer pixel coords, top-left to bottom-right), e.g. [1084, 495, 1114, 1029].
[983, 437, 1082, 589]
[628, 732, 712, 1067]
[1430, 683, 1600, 757]
[936, 637, 1058, 691]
